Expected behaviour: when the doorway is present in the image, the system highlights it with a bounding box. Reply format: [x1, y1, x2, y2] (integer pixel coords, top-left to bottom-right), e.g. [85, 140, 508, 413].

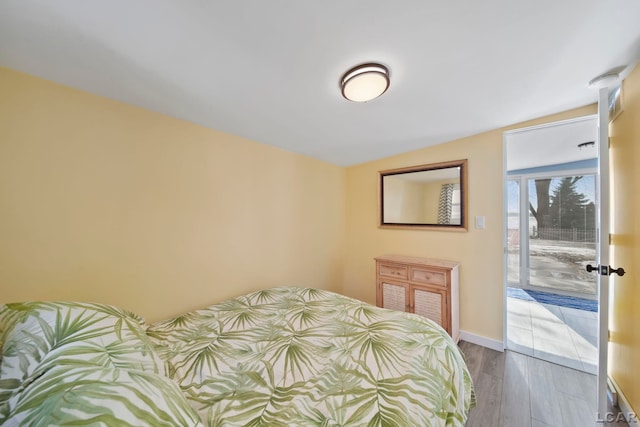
[504, 116, 599, 374]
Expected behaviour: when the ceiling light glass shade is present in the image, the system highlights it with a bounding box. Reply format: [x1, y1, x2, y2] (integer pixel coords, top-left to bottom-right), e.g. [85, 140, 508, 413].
[341, 63, 390, 102]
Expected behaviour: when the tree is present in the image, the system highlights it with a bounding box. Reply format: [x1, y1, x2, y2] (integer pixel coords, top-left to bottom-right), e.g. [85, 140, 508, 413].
[549, 177, 592, 229]
[529, 176, 595, 241]
[529, 178, 552, 229]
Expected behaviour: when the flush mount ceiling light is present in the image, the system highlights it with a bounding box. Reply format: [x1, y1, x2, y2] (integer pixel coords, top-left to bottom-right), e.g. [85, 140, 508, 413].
[341, 63, 390, 102]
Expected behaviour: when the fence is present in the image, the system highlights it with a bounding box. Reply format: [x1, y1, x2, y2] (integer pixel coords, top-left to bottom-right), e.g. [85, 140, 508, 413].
[532, 227, 596, 242]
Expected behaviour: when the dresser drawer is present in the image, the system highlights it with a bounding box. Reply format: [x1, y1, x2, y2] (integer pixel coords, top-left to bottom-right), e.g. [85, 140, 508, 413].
[379, 263, 408, 280]
[410, 267, 445, 286]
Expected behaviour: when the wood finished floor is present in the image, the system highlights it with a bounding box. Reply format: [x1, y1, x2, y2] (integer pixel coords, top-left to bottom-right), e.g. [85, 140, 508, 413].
[458, 341, 629, 427]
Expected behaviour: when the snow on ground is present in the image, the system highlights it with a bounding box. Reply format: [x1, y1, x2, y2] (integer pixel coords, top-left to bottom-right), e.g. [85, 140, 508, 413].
[509, 239, 597, 297]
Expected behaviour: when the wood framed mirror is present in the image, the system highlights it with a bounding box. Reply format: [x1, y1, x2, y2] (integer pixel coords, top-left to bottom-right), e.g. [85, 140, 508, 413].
[379, 159, 468, 231]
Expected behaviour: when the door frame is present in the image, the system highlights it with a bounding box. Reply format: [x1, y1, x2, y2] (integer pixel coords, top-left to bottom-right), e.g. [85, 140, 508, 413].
[502, 102, 613, 420]
[502, 114, 599, 349]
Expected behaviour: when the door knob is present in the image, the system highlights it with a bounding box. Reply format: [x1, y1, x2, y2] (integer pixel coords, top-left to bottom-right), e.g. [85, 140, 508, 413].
[609, 267, 625, 277]
[585, 264, 625, 276]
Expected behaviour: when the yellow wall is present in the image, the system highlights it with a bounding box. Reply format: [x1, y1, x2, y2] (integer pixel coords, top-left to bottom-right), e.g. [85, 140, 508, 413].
[609, 63, 640, 415]
[0, 65, 611, 353]
[343, 104, 596, 342]
[0, 67, 346, 323]
[382, 177, 425, 223]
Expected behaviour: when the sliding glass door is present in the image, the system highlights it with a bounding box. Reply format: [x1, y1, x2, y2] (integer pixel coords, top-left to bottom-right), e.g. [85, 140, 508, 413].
[506, 178, 521, 285]
[508, 172, 597, 300]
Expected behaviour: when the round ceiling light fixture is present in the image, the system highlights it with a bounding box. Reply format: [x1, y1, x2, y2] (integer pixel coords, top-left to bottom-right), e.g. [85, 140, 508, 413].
[587, 71, 620, 89]
[340, 63, 390, 102]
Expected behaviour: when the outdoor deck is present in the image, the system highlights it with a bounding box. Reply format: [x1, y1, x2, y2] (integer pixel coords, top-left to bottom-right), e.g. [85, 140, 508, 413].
[508, 238, 597, 298]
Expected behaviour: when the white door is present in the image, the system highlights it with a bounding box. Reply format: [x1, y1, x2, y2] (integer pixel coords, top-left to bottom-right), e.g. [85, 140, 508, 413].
[592, 86, 618, 419]
[591, 84, 630, 418]
[590, 83, 631, 417]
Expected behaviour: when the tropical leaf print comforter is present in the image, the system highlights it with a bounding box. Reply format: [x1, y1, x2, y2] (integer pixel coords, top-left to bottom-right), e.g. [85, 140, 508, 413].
[0, 302, 203, 426]
[147, 287, 475, 426]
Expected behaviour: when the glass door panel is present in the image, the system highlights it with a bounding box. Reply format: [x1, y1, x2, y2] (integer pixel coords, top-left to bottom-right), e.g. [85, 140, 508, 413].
[527, 174, 597, 298]
[507, 179, 520, 284]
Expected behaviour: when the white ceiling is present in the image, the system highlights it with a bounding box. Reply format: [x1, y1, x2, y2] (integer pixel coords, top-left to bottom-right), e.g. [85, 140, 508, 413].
[1, 1, 639, 166]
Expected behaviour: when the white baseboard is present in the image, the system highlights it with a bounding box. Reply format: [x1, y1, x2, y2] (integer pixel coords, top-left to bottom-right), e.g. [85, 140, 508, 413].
[459, 330, 504, 352]
[609, 376, 639, 425]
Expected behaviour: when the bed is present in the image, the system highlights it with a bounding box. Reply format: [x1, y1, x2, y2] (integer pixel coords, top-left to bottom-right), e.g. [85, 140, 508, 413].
[1, 287, 474, 426]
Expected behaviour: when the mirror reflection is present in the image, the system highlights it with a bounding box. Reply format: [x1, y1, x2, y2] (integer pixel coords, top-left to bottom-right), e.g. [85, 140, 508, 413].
[379, 159, 467, 230]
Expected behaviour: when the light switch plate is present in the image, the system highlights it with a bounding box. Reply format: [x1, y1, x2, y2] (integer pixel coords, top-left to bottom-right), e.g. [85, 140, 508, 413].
[475, 216, 486, 229]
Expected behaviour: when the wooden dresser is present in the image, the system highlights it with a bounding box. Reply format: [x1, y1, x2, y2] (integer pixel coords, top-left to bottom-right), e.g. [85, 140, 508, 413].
[375, 254, 460, 342]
